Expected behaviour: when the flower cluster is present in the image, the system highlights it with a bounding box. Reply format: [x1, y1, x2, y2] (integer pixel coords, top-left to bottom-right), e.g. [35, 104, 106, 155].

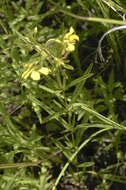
[62, 27, 79, 54]
[22, 64, 51, 81]
[22, 27, 79, 81]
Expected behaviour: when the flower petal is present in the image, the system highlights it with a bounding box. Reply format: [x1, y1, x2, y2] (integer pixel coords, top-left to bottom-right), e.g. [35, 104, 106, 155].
[69, 27, 75, 34]
[64, 27, 74, 39]
[31, 71, 40, 80]
[39, 67, 51, 75]
[66, 44, 75, 52]
[69, 34, 79, 41]
[22, 68, 33, 79]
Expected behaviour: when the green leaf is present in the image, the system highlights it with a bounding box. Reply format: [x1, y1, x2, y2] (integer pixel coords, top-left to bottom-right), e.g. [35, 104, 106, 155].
[66, 73, 93, 90]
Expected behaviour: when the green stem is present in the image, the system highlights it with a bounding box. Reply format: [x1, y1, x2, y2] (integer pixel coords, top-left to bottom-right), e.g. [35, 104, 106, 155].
[0, 161, 41, 169]
[52, 128, 110, 190]
[58, 9, 126, 25]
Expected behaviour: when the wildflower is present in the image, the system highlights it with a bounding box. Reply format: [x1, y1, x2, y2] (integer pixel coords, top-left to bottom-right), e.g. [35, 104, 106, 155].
[22, 65, 51, 81]
[63, 27, 79, 53]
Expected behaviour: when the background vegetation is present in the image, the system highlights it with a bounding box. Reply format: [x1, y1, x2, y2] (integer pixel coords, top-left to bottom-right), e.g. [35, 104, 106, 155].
[0, 0, 126, 189]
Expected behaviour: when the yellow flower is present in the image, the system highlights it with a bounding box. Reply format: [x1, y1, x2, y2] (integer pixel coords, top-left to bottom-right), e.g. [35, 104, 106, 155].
[22, 65, 51, 81]
[31, 71, 40, 80]
[63, 27, 79, 54]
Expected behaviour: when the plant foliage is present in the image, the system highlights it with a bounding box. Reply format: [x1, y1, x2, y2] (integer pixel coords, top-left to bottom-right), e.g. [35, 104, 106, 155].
[0, 0, 126, 190]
